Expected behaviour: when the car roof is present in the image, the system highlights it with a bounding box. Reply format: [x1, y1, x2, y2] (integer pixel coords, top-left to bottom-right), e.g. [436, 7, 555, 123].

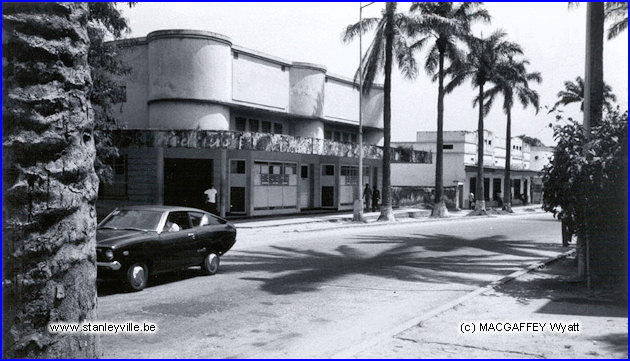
[118, 205, 208, 213]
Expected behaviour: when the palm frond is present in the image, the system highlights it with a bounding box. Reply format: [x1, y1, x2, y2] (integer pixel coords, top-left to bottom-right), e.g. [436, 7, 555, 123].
[342, 17, 381, 43]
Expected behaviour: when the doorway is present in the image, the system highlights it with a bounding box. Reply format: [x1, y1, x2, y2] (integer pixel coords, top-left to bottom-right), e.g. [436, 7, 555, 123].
[164, 158, 213, 210]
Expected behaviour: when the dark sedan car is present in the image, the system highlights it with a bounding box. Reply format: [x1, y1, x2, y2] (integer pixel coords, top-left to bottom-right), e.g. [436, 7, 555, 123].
[97, 206, 236, 291]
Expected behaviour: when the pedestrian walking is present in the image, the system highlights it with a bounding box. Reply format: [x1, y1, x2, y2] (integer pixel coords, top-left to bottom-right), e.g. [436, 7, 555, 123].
[204, 184, 218, 215]
[363, 184, 372, 212]
[372, 186, 380, 212]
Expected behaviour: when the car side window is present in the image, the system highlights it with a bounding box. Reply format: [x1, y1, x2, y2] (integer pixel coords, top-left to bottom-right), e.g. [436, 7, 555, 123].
[189, 212, 205, 227]
[164, 211, 191, 232]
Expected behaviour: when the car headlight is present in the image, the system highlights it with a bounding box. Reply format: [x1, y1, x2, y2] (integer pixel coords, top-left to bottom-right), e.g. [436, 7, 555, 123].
[104, 249, 114, 261]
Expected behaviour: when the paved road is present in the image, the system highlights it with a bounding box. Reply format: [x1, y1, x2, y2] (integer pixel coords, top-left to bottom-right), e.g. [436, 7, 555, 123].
[98, 213, 563, 358]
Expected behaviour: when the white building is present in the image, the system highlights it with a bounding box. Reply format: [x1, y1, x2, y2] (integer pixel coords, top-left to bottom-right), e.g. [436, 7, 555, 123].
[392, 130, 553, 209]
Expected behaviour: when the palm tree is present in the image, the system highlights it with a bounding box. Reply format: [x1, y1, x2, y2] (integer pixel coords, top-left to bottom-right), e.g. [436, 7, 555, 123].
[3, 3, 100, 358]
[407, 2, 490, 218]
[445, 30, 523, 215]
[605, 2, 628, 40]
[549, 76, 617, 113]
[343, 2, 416, 221]
[480, 57, 542, 212]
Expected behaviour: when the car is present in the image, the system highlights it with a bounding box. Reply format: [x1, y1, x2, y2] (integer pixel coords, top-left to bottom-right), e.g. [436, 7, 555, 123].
[96, 205, 236, 291]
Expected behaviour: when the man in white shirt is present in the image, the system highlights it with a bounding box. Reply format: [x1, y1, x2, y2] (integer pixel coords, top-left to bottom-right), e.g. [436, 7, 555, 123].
[204, 185, 218, 215]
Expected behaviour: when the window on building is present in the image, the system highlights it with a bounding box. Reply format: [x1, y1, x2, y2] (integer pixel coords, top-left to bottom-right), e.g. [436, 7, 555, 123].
[230, 160, 246, 174]
[443, 144, 454, 150]
[301, 165, 309, 178]
[273, 123, 283, 134]
[261, 121, 272, 133]
[235, 117, 247, 132]
[341, 166, 358, 185]
[322, 165, 335, 176]
[488, 140, 492, 145]
[99, 155, 127, 199]
[249, 119, 259, 132]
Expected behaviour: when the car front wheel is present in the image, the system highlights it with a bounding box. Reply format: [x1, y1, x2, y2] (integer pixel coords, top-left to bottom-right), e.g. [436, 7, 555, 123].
[126, 262, 149, 291]
[201, 253, 220, 275]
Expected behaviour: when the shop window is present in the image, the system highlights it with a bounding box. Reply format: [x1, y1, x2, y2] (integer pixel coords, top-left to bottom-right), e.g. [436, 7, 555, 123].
[230, 160, 246, 174]
[235, 117, 247, 132]
[443, 144, 454, 150]
[99, 155, 127, 199]
[341, 166, 358, 185]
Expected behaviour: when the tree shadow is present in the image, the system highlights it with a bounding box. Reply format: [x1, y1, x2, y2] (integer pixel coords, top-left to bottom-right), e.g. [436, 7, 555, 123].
[493, 256, 628, 318]
[222, 233, 565, 296]
[592, 333, 628, 356]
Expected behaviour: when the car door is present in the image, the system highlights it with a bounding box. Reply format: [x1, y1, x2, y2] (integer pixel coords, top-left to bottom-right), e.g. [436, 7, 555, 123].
[190, 212, 228, 256]
[158, 211, 194, 270]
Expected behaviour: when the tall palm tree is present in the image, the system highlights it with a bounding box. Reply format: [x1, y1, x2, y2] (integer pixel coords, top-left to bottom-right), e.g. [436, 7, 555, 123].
[407, 2, 490, 218]
[445, 30, 523, 215]
[343, 2, 416, 221]
[549, 76, 617, 113]
[480, 57, 542, 212]
[3, 2, 100, 358]
[605, 2, 628, 40]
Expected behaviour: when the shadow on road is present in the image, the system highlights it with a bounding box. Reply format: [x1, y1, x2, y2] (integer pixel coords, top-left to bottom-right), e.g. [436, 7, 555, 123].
[222, 233, 564, 296]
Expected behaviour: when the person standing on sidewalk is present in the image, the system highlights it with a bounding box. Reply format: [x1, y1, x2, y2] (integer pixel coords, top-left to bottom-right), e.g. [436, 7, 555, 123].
[372, 186, 380, 212]
[204, 184, 218, 215]
[363, 184, 372, 212]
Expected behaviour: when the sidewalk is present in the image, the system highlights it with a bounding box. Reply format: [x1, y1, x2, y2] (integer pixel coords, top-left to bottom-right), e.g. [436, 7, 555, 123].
[352, 252, 628, 359]
[232, 204, 544, 229]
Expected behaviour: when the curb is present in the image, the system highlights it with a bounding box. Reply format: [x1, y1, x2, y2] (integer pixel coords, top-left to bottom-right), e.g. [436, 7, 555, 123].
[332, 248, 576, 359]
[288, 209, 546, 233]
[236, 208, 544, 230]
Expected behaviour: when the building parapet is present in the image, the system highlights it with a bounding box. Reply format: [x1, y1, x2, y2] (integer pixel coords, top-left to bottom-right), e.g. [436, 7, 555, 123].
[114, 129, 431, 163]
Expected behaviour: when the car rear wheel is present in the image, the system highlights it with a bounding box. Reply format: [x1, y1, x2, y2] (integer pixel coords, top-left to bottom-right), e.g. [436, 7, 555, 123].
[126, 262, 149, 291]
[201, 253, 220, 275]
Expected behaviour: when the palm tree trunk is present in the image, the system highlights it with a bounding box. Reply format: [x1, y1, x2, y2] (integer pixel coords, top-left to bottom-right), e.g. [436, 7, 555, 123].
[578, 2, 605, 284]
[503, 107, 513, 212]
[473, 82, 487, 214]
[378, 3, 395, 221]
[2, 3, 100, 358]
[431, 51, 447, 217]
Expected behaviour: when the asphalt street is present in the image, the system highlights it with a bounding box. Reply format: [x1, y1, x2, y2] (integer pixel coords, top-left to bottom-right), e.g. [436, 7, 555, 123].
[98, 212, 564, 358]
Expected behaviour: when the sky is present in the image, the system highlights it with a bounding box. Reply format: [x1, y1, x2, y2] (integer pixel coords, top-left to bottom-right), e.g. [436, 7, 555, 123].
[119, 2, 628, 146]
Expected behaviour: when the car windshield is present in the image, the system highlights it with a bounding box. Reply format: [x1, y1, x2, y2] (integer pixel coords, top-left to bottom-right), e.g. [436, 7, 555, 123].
[99, 209, 163, 232]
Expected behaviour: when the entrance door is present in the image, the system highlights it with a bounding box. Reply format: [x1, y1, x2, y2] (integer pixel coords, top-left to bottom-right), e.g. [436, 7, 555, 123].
[320, 164, 336, 208]
[299, 164, 313, 209]
[164, 158, 213, 210]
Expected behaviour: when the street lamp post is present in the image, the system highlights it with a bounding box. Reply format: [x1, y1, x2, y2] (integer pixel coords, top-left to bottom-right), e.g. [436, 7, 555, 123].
[354, 1, 374, 222]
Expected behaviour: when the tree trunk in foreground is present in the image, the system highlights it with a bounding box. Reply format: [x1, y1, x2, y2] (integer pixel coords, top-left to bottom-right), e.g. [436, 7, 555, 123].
[2, 2, 100, 358]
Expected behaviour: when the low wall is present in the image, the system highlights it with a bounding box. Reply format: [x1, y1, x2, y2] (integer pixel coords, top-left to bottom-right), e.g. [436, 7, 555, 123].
[392, 186, 458, 210]
[114, 129, 432, 163]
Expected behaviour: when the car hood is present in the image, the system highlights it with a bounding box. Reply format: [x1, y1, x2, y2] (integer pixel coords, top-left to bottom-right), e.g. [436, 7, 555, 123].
[97, 229, 155, 248]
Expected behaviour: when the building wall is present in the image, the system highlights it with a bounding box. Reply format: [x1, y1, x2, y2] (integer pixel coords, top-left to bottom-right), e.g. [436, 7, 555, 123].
[118, 42, 149, 128]
[232, 52, 290, 110]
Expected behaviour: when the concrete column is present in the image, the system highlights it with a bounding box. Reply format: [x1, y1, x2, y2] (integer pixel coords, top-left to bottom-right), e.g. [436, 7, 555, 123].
[220, 148, 228, 218]
[156, 147, 164, 205]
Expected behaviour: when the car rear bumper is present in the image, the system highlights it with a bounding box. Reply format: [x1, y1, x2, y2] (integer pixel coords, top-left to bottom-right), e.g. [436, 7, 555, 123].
[97, 261, 122, 271]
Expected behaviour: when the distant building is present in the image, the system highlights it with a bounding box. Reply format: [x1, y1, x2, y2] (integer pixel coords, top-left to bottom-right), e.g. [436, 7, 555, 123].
[98, 29, 430, 218]
[392, 130, 553, 209]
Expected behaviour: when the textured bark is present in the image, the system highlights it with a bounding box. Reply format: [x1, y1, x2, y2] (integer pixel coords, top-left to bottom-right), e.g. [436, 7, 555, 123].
[378, 4, 395, 222]
[2, 3, 100, 358]
[471, 83, 487, 215]
[503, 108, 513, 213]
[431, 50, 447, 218]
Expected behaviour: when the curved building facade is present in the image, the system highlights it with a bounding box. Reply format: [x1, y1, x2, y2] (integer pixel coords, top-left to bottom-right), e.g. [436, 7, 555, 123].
[100, 29, 399, 218]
